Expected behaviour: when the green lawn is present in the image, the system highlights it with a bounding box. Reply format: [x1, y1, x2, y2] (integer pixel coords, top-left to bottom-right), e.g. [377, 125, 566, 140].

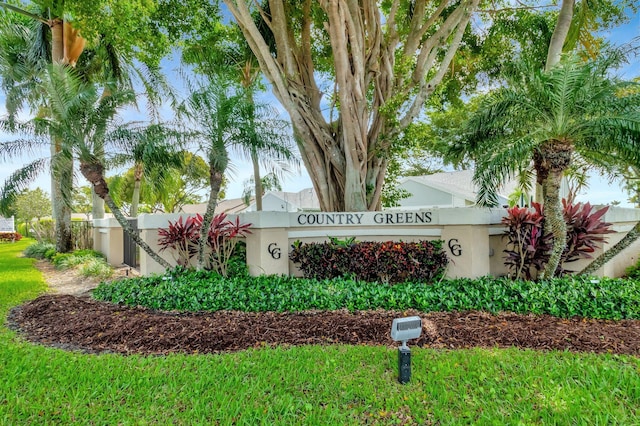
[1, 240, 639, 425]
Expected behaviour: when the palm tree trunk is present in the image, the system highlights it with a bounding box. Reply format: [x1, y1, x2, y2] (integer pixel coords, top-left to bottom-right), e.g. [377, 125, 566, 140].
[130, 163, 143, 217]
[50, 19, 64, 63]
[197, 166, 226, 270]
[579, 221, 640, 276]
[79, 161, 171, 270]
[50, 24, 73, 252]
[92, 191, 105, 219]
[51, 138, 73, 252]
[540, 170, 567, 279]
[251, 149, 263, 211]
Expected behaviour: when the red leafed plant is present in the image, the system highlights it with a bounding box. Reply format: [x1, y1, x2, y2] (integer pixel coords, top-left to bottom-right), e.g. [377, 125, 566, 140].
[158, 213, 252, 276]
[561, 200, 613, 273]
[501, 203, 552, 280]
[0, 232, 22, 243]
[205, 213, 252, 277]
[157, 215, 201, 267]
[502, 200, 613, 279]
[289, 238, 448, 284]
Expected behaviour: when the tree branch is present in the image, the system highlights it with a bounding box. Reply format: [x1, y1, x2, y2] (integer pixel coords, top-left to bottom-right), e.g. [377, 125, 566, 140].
[0, 2, 49, 25]
[400, 0, 480, 129]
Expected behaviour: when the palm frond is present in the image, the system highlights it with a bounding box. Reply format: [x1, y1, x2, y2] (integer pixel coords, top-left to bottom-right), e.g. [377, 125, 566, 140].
[0, 158, 49, 214]
[589, 116, 640, 164]
[135, 62, 177, 121]
[472, 134, 540, 207]
[0, 137, 48, 161]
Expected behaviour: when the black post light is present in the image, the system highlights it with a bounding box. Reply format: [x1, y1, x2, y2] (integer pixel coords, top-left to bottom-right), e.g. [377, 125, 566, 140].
[390, 316, 422, 384]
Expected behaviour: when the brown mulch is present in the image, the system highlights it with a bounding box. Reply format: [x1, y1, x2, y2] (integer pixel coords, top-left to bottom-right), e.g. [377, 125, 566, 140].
[7, 293, 640, 356]
[5, 260, 639, 356]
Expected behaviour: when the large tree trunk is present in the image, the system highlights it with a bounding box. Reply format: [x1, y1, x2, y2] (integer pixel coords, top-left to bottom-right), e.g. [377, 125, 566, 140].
[545, 0, 575, 71]
[79, 160, 172, 270]
[197, 164, 227, 270]
[92, 95, 107, 220]
[224, 0, 480, 211]
[50, 19, 64, 63]
[51, 147, 73, 252]
[580, 221, 640, 276]
[49, 21, 73, 252]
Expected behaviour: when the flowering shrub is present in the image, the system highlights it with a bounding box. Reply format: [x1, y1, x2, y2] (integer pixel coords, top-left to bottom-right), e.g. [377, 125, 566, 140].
[158, 213, 252, 276]
[0, 232, 22, 243]
[502, 201, 613, 279]
[290, 239, 448, 284]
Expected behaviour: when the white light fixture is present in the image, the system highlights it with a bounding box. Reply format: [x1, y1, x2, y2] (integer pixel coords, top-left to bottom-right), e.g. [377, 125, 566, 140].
[391, 316, 422, 384]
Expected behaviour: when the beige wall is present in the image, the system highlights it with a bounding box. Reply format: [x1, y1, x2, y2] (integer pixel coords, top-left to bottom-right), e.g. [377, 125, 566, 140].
[94, 207, 640, 279]
[93, 218, 124, 266]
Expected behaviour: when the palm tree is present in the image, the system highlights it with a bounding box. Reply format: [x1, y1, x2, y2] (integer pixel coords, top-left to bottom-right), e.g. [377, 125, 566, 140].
[181, 81, 241, 270]
[463, 51, 640, 278]
[0, 2, 174, 239]
[0, 65, 173, 268]
[0, 8, 68, 251]
[108, 124, 189, 216]
[182, 15, 297, 212]
[181, 78, 298, 269]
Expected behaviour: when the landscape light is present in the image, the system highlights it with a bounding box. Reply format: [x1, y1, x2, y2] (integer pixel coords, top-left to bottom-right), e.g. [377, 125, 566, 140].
[390, 316, 422, 384]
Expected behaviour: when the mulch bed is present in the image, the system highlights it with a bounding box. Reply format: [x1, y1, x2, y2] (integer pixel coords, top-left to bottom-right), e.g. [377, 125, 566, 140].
[6, 294, 640, 356]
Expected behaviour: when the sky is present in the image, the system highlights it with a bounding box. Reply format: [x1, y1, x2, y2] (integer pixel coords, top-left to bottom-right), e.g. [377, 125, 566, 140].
[0, 5, 638, 208]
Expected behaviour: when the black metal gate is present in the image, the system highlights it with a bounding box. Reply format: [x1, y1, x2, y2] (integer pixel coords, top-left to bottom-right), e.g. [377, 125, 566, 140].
[123, 218, 139, 268]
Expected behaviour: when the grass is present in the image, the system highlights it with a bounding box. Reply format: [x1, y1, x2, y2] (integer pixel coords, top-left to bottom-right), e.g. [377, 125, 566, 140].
[1, 240, 639, 424]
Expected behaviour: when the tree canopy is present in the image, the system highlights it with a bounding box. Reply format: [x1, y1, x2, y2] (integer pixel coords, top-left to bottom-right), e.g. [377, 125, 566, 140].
[220, 0, 637, 211]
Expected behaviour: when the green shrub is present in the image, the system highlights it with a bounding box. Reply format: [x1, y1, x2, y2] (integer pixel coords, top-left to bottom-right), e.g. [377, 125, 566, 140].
[23, 242, 56, 259]
[52, 249, 106, 270]
[52, 253, 75, 269]
[44, 248, 57, 260]
[289, 239, 448, 284]
[625, 260, 640, 280]
[73, 249, 105, 259]
[78, 257, 113, 279]
[93, 271, 640, 320]
[50, 249, 111, 277]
